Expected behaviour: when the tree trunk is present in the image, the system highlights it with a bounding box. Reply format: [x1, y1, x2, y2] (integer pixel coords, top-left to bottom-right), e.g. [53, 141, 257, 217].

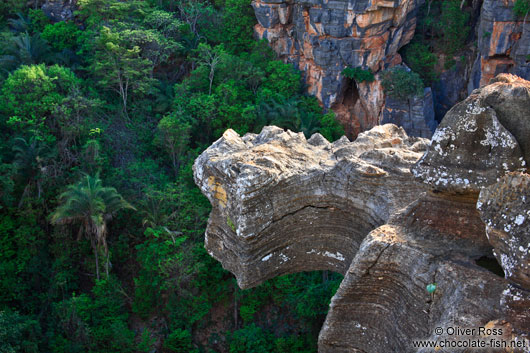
[322, 270, 329, 283]
[234, 282, 238, 329]
[408, 98, 412, 126]
[94, 245, 100, 281]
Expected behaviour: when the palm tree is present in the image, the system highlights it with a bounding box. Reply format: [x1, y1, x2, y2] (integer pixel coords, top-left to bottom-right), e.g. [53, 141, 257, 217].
[51, 174, 136, 280]
[0, 32, 51, 72]
[12, 137, 49, 207]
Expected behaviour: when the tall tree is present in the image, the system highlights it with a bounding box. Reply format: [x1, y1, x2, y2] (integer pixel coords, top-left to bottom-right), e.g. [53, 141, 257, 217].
[51, 174, 135, 280]
[91, 27, 154, 119]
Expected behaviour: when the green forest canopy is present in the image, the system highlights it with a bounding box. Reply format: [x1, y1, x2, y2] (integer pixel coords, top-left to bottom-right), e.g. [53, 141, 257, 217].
[0, 0, 343, 352]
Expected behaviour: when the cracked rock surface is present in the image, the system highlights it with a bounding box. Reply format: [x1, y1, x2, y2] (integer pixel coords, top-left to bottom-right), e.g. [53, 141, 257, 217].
[252, 0, 426, 137]
[478, 172, 530, 289]
[194, 124, 429, 289]
[194, 75, 530, 352]
[412, 74, 529, 194]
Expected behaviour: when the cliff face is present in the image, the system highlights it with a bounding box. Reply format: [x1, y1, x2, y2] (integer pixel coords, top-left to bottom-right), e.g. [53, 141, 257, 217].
[194, 74, 530, 352]
[470, 0, 530, 91]
[253, 0, 530, 139]
[252, 0, 427, 137]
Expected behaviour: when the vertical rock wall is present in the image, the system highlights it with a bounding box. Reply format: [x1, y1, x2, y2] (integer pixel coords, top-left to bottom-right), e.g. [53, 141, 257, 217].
[252, 0, 425, 137]
[469, 0, 530, 92]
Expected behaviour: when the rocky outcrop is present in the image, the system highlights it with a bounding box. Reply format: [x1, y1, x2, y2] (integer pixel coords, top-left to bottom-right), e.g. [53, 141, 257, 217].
[252, 0, 425, 137]
[194, 75, 530, 351]
[42, 0, 77, 22]
[194, 124, 429, 288]
[381, 86, 436, 138]
[478, 172, 530, 289]
[412, 74, 528, 194]
[469, 0, 530, 92]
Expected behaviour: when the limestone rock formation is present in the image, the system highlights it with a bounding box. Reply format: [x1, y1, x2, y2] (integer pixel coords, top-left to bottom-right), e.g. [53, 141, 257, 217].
[194, 75, 530, 352]
[194, 124, 429, 288]
[478, 172, 530, 289]
[412, 74, 528, 194]
[252, 0, 425, 137]
[469, 0, 530, 91]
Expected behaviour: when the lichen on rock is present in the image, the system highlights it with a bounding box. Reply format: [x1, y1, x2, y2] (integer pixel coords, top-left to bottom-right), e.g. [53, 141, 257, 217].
[194, 74, 530, 352]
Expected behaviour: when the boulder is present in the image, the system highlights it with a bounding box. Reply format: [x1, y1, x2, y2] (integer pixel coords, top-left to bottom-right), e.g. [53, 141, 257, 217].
[193, 75, 530, 352]
[412, 74, 528, 194]
[478, 172, 530, 289]
[42, 0, 77, 22]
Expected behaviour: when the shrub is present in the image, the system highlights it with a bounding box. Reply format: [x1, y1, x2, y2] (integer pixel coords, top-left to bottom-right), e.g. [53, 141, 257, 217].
[341, 67, 374, 83]
[380, 67, 424, 102]
[42, 22, 81, 51]
[514, 0, 530, 18]
[163, 328, 197, 353]
[402, 41, 438, 85]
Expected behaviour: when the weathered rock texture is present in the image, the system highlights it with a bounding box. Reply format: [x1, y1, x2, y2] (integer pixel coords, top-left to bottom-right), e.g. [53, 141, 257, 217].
[194, 124, 429, 288]
[412, 74, 528, 194]
[381, 86, 436, 138]
[42, 0, 77, 22]
[194, 75, 530, 352]
[469, 0, 530, 92]
[252, 0, 426, 137]
[478, 172, 530, 289]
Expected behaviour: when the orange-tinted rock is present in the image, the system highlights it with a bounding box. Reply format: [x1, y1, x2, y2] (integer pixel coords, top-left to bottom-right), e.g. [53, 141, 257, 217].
[252, 0, 425, 139]
[469, 0, 530, 91]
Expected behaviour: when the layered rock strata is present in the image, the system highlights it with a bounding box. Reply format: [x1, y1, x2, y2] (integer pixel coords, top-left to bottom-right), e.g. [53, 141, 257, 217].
[194, 124, 429, 288]
[194, 75, 530, 351]
[252, 0, 426, 137]
[470, 0, 530, 91]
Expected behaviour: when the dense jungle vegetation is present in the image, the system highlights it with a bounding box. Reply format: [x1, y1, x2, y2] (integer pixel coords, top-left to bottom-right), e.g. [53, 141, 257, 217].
[0, 0, 491, 351]
[0, 0, 345, 352]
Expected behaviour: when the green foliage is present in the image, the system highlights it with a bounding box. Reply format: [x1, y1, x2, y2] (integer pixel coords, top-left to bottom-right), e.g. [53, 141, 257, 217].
[0, 64, 78, 140]
[341, 67, 374, 83]
[229, 324, 274, 353]
[514, 0, 530, 18]
[91, 26, 155, 117]
[222, 0, 256, 53]
[318, 112, 344, 142]
[42, 22, 81, 51]
[51, 278, 135, 352]
[163, 328, 197, 353]
[27, 9, 50, 33]
[402, 0, 471, 80]
[0, 33, 52, 73]
[133, 227, 187, 318]
[261, 60, 302, 98]
[157, 113, 191, 176]
[0, 0, 345, 351]
[0, 3, 25, 23]
[402, 41, 438, 85]
[0, 310, 41, 353]
[0, 211, 49, 310]
[137, 329, 156, 352]
[381, 67, 424, 102]
[51, 174, 135, 279]
[439, 0, 470, 55]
